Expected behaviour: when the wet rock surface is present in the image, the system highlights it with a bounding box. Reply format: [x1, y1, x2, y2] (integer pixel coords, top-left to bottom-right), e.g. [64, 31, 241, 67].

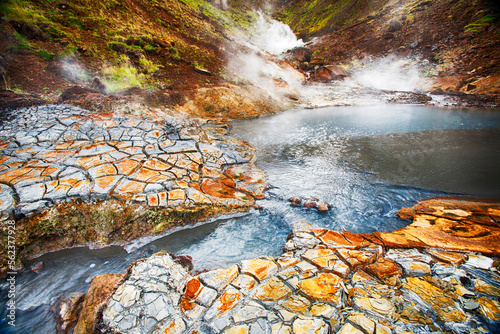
[0, 104, 266, 268]
[88, 199, 500, 334]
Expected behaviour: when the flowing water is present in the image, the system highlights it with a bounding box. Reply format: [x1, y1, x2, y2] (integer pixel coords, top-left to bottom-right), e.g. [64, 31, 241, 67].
[1, 104, 500, 333]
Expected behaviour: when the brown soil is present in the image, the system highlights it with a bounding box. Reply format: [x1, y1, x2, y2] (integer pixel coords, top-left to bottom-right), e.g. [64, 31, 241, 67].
[295, 0, 500, 99]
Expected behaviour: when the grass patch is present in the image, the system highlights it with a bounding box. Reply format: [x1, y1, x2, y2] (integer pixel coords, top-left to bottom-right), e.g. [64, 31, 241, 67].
[102, 56, 145, 92]
[464, 13, 498, 33]
[13, 31, 32, 50]
[36, 48, 55, 60]
[139, 56, 162, 74]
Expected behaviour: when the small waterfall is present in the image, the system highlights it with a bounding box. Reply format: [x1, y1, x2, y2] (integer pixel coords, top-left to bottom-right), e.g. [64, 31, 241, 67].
[250, 11, 305, 55]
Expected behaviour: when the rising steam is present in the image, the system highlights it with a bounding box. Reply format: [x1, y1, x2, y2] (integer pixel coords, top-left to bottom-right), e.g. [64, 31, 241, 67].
[250, 12, 305, 55]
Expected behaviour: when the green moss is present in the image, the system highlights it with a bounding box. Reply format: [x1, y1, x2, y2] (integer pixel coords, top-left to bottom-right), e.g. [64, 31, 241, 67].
[464, 13, 498, 33]
[13, 31, 32, 50]
[36, 48, 55, 60]
[102, 58, 146, 92]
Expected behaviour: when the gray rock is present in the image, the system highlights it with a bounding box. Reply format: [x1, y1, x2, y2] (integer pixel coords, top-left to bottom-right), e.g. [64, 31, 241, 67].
[388, 19, 403, 32]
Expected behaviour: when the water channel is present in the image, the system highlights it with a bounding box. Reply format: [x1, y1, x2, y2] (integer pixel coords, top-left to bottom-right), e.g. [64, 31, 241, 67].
[1, 103, 500, 333]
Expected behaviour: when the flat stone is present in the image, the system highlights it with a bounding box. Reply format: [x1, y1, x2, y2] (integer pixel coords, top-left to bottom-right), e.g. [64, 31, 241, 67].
[92, 175, 123, 198]
[233, 301, 268, 324]
[478, 297, 500, 322]
[144, 158, 171, 171]
[199, 265, 239, 292]
[281, 295, 311, 314]
[180, 299, 206, 323]
[365, 258, 402, 281]
[319, 231, 360, 249]
[336, 249, 378, 269]
[204, 287, 242, 321]
[241, 258, 279, 282]
[17, 183, 46, 203]
[253, 277, 292, 302]
[195, 285, 218, 308]
[398, 261, 431, 277]
[292, 317, 328, 334]
[336, 323, 364, 334]
[346, 314, 375, 334]
[0, 184, 15, 212]
[225, 163, 267, 198]
[466, 254, 496, 270]
[113, 284, 140, 308]
[354, 297, 395, 317]
[309, 303, 335, 318]
[161, 316, 186, 334]
[271, 323, 291, 334]
[224, 325, 249, 334]
[113, 179, 146, 200]
[88, 163, 117, 179]
[231, 274, 257, 295]
[78, 143, 116, 156]
[475, 280, 500, 297]
[385, 248, 433, 264]
[425, 249, 465, 265]
[298, 273, 342, 304]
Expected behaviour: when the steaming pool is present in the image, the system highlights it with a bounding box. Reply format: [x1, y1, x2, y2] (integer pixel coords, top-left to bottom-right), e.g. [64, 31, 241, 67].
[1, 104, 500, 333]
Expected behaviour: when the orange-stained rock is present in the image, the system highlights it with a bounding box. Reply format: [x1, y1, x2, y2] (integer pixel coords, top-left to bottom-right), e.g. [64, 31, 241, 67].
[184, 277, 203, 300]
[282, 295, 311, 314]
[114, 159, 141, 176]
[199, 265, 239, 292]
[201, 178, 236, 198]
[475, 280, 500, 297]
[379, 198, 500, 256]
[302, 249, 350, 278]
[89, 164, 117, 178]
[240, 258, 279, 281]
[132, 168, 160, 182]
[425, 249, 465, 265]
[320, 231, 360, 249]
[478, 297, 500, 322]
[147, 193, 158, 206]
[168, 189, 186, 201]
[336, 249, 377, 269]
[351, 270, 377, 284]
[224, 325, 249, 334]
[144, 158, 171, 171]
[216, 289, 241, 316]
[113, 180, 146, 200]
[0, 167, 32, 183]
[37, 150, 74, 163]
[253, 277, 292, 302]
[73, 273, 124, 334]
[224, 163, 267, 199]
[403, 277, 465, 323]
[364, 258, 402, 281]
[298, 273, 342, 303]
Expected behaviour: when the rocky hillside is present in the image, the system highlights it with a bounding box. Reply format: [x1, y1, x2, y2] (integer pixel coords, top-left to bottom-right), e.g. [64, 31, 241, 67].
[0, 0, 301, 119]
[278, 0, 500, 97]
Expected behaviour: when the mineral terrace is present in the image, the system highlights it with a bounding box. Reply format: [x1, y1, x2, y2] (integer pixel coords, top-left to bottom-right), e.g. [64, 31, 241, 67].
[0, 104, 266, 267]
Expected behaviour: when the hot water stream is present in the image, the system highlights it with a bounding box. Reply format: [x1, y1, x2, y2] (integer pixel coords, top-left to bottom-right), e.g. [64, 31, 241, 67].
[1, 103, 500, 333]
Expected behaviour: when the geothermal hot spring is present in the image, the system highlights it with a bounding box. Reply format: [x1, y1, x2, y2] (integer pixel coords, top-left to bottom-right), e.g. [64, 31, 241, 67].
[1, 15, 500, 334]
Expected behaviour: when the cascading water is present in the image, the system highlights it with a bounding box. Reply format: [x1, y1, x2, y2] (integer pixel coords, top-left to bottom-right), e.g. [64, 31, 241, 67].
[250, 11, 305, 55]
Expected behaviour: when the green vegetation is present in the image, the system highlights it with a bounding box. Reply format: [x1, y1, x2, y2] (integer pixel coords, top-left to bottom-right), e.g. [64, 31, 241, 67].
[464, 13, 498, 33]
[13, 31, 32, 50]
[139, 56, 162, 74]
[36, 48, 55, 60]
[280, 0, 390, 37]
[102, 57, 146, 92]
